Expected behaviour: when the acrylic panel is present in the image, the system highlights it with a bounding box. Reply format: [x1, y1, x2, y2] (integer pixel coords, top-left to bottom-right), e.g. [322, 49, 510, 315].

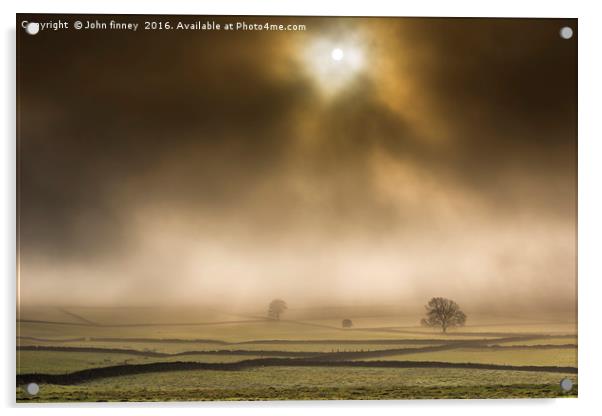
[16, 14, 577, 402]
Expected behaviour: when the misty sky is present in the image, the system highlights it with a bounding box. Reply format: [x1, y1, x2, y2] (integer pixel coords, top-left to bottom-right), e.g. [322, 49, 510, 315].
[17, 16, 577, 315]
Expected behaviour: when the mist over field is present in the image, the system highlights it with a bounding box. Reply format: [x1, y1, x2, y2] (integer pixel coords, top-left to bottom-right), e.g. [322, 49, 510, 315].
[18, 17, 576, 319]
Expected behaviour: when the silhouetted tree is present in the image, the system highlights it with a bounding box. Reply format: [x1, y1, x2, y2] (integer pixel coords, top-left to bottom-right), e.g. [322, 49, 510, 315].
[342, 318, 353, 328]
[420, 297, 466, 333]
[268, 299, 287, 320]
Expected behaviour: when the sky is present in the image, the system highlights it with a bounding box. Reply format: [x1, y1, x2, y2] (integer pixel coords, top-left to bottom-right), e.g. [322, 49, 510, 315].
[17, 16, 577, 317]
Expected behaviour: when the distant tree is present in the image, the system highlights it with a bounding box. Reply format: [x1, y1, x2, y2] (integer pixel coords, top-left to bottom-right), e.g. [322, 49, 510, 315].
[420, 297, 466, 333]
[268, 299, 288, 320]
[342, 318, 353, 328]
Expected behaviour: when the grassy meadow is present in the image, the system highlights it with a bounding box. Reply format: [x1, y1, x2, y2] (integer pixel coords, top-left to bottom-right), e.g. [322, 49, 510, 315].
[16, 306, 577, 402]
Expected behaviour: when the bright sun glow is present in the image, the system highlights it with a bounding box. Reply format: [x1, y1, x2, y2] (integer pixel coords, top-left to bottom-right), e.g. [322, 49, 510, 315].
[302, 35, 366, 95]
[331, 48, 344, 61]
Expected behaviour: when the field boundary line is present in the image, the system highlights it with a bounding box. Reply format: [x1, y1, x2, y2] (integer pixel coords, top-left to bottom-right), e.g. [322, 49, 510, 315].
[16, 358, 578, 386]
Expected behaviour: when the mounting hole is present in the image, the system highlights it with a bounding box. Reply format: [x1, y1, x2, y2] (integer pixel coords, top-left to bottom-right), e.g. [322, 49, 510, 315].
[25, 22, 40, 36]
[25, 382, 40, 396]
[560, 378, 573, 392]
[559, 26, 573, 40]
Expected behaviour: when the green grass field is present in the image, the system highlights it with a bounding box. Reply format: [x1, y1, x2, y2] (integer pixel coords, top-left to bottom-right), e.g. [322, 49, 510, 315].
[491, 337, 577, 346]
[16, 367, 577, 402]
[17, 350, 274, 374]
[362, 348, 577, 367]
[16, 306, 578, 402]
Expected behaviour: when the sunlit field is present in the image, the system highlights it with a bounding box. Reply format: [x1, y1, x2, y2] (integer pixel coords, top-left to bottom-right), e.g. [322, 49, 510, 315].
[17, 306, 577, 402]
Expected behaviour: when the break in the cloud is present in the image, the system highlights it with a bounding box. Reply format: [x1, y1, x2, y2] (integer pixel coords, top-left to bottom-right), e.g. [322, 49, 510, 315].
[18, 16, 576, 315]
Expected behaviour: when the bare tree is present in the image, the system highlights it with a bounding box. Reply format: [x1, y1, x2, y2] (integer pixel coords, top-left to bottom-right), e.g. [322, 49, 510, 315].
[420, 297, 466, 333]
[342, 318, 353, 328]
[268, 299, 287, 320]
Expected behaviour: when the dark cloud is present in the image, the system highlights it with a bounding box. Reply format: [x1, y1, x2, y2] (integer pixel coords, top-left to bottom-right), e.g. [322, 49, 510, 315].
[17, 15, 577, 312]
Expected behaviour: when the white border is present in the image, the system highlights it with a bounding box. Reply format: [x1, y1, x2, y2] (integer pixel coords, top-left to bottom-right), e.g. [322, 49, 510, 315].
[2, 1, 602, 415]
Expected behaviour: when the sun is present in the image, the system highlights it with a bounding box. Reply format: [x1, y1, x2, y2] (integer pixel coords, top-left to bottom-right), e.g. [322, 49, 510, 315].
[301, 36, 366, 95]
[331, 48, 344, 61]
